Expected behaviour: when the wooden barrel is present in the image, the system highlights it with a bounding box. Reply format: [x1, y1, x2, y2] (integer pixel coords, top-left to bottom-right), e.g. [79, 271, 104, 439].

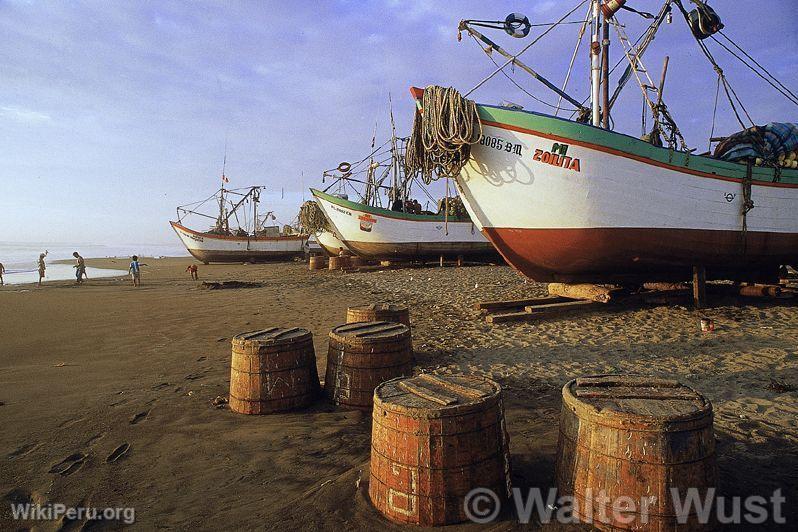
[350, 256, 364, 267]
[324, 321, 412, 409]
[556, 375, 716, 531]
[308, 255, 327, 270]
[346, 303, 410, 327]
[329, 255, 349, 270]
[369, 374, 511, 526]
[229, 327, 320, 414]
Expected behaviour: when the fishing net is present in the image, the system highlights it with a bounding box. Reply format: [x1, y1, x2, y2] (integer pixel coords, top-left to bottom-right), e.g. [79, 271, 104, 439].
[298, 201, 330, 233]
[405, 86, 483, 184]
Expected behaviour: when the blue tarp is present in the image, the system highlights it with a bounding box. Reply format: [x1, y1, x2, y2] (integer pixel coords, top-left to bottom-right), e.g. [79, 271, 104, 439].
[714, 122, 798, 163]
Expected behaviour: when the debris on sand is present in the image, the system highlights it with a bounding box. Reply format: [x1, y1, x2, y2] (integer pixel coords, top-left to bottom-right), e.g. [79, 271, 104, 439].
[200, 281, 262, 290]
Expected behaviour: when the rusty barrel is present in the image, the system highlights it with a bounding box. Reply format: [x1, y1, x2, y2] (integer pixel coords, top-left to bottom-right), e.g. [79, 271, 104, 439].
[329, 255, 349, 270]
[346, 303, 410, 327]
[324, 321, 412, 409]
[369, 374, 511, 526]
[229, 327, 320, 414]
[556, 375, 716, 531]
[308, 255, 327, 270]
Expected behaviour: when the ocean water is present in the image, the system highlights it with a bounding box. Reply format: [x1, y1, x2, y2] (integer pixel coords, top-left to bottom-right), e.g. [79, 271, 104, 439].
[0, 242, 188, 286]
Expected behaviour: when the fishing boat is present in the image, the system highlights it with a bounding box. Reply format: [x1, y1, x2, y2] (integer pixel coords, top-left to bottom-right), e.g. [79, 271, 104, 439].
[311, 189, 494, 261]
[171, 185, 307, 264]
[306, 109, 497, 262]
[407, 0, 798, 284]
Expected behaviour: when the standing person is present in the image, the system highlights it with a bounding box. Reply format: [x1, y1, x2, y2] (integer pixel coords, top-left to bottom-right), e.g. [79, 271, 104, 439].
[128, 255, 147, 287]
[73, 252, 86, 284]
[185, 264, 198, 280]
[0, 261, 5, 286]
[37, 252, 47, 287]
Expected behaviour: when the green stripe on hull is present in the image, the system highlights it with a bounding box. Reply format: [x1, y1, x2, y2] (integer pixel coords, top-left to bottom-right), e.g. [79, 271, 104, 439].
[477, 105, 798, 186]
[311, 189, 472, 222]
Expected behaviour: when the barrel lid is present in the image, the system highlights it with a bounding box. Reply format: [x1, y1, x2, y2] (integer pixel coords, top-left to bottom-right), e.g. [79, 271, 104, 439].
[374, 374, 501, 416]
[348, 303, 408, 313]
[330, 321, 409, 343]
[232, 327, 311, 346]
[563, 375, 711, 422]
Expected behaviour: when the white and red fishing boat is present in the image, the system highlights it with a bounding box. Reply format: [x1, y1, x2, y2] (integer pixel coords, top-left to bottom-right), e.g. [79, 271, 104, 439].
[408, 0, 798, 283]
[311, 189, 494, 260]
[171, 185, 306, 264]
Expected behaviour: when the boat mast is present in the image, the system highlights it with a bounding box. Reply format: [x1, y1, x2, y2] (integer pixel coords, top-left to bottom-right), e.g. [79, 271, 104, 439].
[601, 4, 611, 128]
[590, 0, 603, 127]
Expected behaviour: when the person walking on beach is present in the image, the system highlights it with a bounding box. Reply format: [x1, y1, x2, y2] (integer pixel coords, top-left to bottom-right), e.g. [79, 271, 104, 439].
[37, 252, 47, 287]
[73, 252, 86, 284]
[185, 264, 198, 280]
[0, 261, 5, 286]
[128, 255, 145, 287]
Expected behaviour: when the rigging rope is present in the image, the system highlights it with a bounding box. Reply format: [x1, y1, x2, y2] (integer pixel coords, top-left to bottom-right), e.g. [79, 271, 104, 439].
[405, 86, 482, 185]
[711, 34, 798, 107]
[463, 0, 588, 98]
[297, 201, 330, 234]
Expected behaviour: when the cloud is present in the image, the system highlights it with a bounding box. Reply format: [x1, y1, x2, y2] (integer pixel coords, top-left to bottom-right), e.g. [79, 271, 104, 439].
[0, 105, 51, 123]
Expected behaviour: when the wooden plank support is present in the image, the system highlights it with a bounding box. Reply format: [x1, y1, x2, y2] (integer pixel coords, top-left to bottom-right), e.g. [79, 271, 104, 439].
[474, 296, 569, 312]
[486, 300, 600, 324]
[693, 265, 707, 309]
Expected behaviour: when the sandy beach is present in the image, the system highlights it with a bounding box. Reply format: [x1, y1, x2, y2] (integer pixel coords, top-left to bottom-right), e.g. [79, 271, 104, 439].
[1, 257, 796, 530]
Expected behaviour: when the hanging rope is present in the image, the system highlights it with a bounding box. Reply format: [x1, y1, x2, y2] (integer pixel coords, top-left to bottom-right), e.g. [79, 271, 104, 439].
[405, 86, 482, 184]
[297, 201, 329, 233]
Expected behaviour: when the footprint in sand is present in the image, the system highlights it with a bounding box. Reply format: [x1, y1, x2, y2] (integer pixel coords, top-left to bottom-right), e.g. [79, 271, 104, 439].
[106, 443, 131, 463]
[84, 433, 106, 447]
[7, 443, 40, 460]
[129, 410, 150, 425]
[49, 453, 87, 476]
[151, 382, 171, 391]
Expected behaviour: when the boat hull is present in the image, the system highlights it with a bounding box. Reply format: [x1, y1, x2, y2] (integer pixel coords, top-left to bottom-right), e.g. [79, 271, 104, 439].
[452, 104, 798, 283]
[311, 190, 498, 261]
[170, 222, 307, 263]
[315, 229, 350, 257]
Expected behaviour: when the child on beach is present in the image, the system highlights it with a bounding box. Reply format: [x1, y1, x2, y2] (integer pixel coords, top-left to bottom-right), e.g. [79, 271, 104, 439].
[37, 252, 47, 287]
[73, 252, 86, 284]
[128, 256, 144, 287]
[185, 264, 199, 280]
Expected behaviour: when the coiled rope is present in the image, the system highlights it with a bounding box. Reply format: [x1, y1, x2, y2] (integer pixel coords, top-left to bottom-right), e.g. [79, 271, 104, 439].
[405, 86, 482, 184]
[297, 201, 330, 234]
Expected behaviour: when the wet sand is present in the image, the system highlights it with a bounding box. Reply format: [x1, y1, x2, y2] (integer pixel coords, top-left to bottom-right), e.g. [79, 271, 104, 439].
[1, 257, 796, 530]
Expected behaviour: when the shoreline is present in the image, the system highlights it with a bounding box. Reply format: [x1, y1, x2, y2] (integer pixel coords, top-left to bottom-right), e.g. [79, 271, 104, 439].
[1, 257, 190, 288]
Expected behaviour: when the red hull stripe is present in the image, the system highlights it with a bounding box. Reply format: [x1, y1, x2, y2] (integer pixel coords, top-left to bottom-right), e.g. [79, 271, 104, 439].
[481, 119, 798, 189]
[170, 222, 306, 241]
[484, 226, 798, 283]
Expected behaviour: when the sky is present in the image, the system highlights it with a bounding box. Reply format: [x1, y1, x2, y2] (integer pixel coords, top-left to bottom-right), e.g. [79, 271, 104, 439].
[0, 0, 796, 245]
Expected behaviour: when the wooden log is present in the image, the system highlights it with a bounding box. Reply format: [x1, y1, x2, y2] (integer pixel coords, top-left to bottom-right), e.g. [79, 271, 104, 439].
[643, 282, 689, 291]
[473, 296, 569, 312]
[739, 284, 782, 297]
[547, 283, 621, 303]
[693, 265, 707, 309]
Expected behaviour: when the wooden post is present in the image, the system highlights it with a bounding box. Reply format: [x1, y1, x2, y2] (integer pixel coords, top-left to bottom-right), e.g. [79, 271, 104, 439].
[693, 266, 707, 309]
[457, 255, 464, 267]
[439, 255, 444, 267]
